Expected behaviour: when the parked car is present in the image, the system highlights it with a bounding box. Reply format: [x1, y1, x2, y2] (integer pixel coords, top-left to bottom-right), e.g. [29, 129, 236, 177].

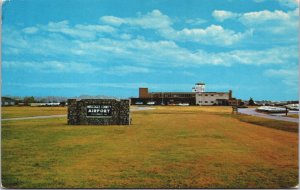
[178, 103, 189, 106]
[285, 104, 299, 111]
[256, 106, 287, 113]
[147, 101, 155, 105]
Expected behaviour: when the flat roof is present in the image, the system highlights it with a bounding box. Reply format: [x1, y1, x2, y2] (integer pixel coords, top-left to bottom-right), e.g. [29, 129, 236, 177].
[202, 92, 229, 94]
[149, 92, 195, 94]
[148, 91, 229, 94]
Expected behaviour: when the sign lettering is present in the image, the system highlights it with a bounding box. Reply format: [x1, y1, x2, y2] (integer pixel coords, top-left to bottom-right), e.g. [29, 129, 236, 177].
[86, 105, 112, 116]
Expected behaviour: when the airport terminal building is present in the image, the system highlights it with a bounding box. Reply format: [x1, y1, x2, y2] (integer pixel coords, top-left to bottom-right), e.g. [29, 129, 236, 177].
[130, 82, 241, 106]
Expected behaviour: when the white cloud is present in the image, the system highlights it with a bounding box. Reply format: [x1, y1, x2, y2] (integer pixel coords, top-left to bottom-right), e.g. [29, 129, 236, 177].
[181, 71, 197, 77]
[254, 0, 299, 8]
[212, 8, 298, 38]
[100, 10, 248, 46]
[3, 25, 298, 69]
[277, 0, 299, 8]
[265, 68, 298, 87]
[223, 46, 298, 65]
[213, 8, 298, 24]
[22, 27, 39, 34]
[3, 28, 29, 49]
[240, 9, 292, 25]
[6, 82, 194, 91]
[3, 61, 153, 76]
[160, 25, 253, 46]
[212, 10, 239, 22]
[5, 82, 242, 94]
[3, 61, 100, 73]
[39, 20, 116, 40]
[265, 68, 298, 77]
[240, 8, 298, 35]
[100, 16, 125, 26]
[185, 18, 207, 25]
[105, 65, 151, 75]
[3, 7, 298, 73]
[120, 34, 132, 40]
[11, 10, 253, 48]
[74, 24, 115, 33]
[100, 9, 172, 29]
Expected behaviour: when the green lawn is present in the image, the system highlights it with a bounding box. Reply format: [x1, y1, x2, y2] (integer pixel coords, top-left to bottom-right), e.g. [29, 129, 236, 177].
[286, 114, 299, 119]
[232, 114, 298, 132]
[1, 106, 298, 188]
[1, 106, 67, 119]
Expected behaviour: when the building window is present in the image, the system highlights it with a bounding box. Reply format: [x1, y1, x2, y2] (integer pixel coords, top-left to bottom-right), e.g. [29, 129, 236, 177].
[211, 94, 214, 96]
[205, 101, 208, 103]
[205, 94, 208, 96]
[211, 101, 214, 103]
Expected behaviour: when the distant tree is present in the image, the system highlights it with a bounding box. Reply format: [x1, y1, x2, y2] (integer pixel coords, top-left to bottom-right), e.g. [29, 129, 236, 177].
[248, 97, 255, 106]
[40, 98, 47, 103]
[24, 96, 35, 106]
[60, 101, 66, 106]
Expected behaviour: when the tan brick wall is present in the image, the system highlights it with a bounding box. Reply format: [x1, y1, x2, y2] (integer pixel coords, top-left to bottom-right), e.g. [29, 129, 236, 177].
[139, 88, 149, 98]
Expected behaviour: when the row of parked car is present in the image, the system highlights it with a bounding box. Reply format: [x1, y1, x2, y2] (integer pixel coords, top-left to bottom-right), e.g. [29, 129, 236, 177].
[30, 102, 63, 107]
[256, 104, 299, 113]
[135, 101, 190, 106]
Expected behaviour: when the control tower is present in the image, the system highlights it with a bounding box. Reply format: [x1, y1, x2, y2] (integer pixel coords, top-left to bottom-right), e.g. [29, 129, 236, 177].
[192, 82, 205, 93]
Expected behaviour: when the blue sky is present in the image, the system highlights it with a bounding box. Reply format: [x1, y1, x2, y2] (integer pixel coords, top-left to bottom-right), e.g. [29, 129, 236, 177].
[2, 0, 299, 100]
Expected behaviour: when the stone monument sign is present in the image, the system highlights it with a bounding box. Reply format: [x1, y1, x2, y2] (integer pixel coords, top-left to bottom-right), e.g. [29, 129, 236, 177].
[68, 99, 131, 125]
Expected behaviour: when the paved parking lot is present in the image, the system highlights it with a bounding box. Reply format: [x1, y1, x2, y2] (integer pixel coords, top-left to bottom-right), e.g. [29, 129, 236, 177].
[238, 108, 299, 123]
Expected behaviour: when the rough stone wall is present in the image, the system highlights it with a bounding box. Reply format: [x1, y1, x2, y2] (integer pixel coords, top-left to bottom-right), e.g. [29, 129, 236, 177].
[67, 99, 131, 125]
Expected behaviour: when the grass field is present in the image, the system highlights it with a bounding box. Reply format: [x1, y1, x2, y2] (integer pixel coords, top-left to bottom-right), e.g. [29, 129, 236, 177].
[1, 106, 66, 119]
[233, 114, 298, 132]
[286, 114, 299, 119]
[1, 106, 298, 188]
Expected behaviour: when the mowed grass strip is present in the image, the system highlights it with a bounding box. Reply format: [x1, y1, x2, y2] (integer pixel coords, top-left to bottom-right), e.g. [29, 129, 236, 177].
[285, 114, 299, 119]
[232, 114, 298, 132]
[1, 106, 67, 119]
[2, 106, 298, 188]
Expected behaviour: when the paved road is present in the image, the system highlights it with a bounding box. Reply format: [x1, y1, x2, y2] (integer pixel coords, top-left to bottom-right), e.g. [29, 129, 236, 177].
[238, 108, 299, 123]
[130, 107, 155, 112]
[1, 106, 155, 121]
